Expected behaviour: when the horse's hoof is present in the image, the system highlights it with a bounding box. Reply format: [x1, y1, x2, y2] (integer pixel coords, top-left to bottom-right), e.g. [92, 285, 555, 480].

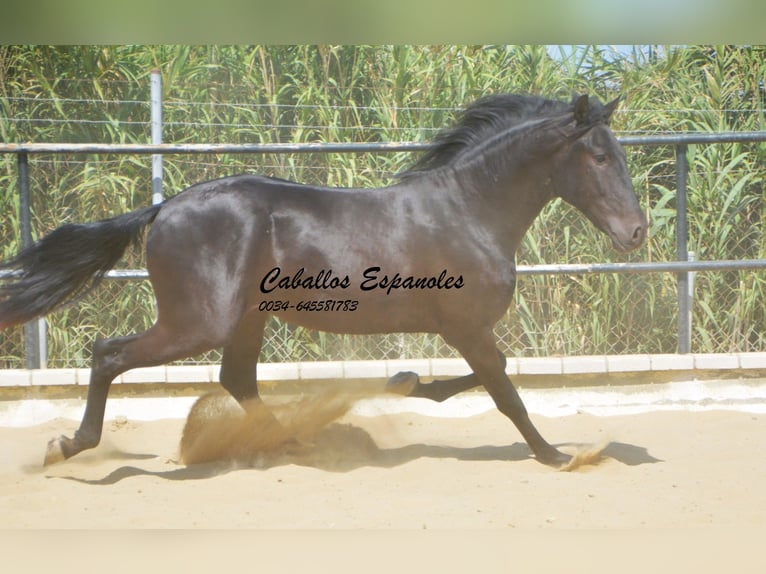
[43, 436, 68, 466]
[385, 371, 420, 396]
[536, 448, 572, 469]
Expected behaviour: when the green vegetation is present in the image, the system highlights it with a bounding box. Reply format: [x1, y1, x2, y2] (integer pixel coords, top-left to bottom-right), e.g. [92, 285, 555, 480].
[1, 45, 765, 367]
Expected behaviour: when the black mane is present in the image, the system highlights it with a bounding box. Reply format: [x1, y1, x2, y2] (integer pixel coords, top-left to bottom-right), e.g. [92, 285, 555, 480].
[398, 94, 584, 179]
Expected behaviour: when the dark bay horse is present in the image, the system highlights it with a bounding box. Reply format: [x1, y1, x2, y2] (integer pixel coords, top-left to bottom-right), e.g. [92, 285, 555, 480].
[0, 93, 646, 467]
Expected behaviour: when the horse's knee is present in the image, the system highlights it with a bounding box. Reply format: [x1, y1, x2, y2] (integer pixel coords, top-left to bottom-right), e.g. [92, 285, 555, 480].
[484, 374, 529, 419]
[496, 394, 528, 420]
[92, 337, 111, 361]
[91, 336, 133, 379]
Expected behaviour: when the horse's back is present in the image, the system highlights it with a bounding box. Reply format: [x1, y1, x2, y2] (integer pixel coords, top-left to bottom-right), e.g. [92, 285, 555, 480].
[143, 173, 384, 298]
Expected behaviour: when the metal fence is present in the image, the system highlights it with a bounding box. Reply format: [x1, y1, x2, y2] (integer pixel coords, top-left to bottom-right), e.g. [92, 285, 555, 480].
[2, 130, 766, 369]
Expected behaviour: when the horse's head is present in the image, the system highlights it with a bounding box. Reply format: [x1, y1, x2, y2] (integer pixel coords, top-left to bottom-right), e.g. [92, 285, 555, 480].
[551, 95, 646, 253]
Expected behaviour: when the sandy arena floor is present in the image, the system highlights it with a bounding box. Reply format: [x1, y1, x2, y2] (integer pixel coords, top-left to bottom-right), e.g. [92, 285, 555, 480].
[1, 382, 765, 571]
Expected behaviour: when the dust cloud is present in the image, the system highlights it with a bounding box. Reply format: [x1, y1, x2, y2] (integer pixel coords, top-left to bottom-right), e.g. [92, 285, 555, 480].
[178, 390, 379, 470]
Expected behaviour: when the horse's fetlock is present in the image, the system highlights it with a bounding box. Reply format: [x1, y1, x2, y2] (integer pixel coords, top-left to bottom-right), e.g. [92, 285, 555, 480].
[73, 429, 101, 450]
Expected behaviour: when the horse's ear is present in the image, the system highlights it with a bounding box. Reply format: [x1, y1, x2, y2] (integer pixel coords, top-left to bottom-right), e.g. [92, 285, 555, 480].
[573, 95, 590, 125]
[604, 96, 621, 122]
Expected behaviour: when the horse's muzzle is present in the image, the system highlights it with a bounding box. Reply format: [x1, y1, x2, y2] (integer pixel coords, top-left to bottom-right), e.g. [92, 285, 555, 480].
[610, 221, 646, 253]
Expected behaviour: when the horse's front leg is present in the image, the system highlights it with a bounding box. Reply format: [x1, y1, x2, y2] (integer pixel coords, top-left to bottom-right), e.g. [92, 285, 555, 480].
[443, 329, 571, 468]
[385, 348, 506, 402]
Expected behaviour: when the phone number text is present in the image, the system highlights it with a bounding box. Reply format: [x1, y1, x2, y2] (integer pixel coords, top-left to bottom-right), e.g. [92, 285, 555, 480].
[258, 299, 359, 312]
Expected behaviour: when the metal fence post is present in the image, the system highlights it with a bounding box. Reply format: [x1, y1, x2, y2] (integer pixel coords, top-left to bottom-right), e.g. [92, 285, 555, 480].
[17, 152, 45, 368]
[675, 144, 691, 353]
[687, 251, 696, 345]
[151, 69, 163, 205]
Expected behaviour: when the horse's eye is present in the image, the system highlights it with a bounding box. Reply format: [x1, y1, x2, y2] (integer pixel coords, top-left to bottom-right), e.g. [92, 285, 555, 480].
[594, 154, 607, 165]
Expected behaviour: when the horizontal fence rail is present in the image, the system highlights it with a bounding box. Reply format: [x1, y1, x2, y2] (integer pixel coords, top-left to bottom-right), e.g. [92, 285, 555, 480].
[3, 259, 766, 282]
[3, 129, 766, 154]
[2, 129, 766, 368]
[0, 141, 431, 155]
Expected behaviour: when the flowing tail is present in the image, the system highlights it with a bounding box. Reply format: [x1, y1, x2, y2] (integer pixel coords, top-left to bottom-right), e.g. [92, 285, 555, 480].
[0, 203, 162, 329]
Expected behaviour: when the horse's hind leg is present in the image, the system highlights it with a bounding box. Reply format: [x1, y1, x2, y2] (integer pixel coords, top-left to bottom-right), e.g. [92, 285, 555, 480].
[386, 348, 506, 402]
[44, 324, 223, 465]
[219, 312, 267, 404]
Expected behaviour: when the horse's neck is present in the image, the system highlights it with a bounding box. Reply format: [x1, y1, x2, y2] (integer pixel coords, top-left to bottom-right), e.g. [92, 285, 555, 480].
[456, 152, 556, 254]
[501, 174, 554, 253]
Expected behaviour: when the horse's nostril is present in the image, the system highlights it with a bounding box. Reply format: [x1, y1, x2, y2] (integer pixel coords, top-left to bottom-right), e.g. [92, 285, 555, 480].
[633, 225, 644, 241]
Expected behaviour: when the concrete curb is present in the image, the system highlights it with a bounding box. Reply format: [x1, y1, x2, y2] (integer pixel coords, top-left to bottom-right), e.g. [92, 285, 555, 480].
[2, 353, 766, 388]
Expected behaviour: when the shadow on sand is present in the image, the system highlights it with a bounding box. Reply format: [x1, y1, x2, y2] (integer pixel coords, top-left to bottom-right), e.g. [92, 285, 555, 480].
[51, 422, 662, 486]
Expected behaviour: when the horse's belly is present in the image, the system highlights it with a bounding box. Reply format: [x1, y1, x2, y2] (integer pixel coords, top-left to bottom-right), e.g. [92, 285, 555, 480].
[271, 303, 440, 335]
